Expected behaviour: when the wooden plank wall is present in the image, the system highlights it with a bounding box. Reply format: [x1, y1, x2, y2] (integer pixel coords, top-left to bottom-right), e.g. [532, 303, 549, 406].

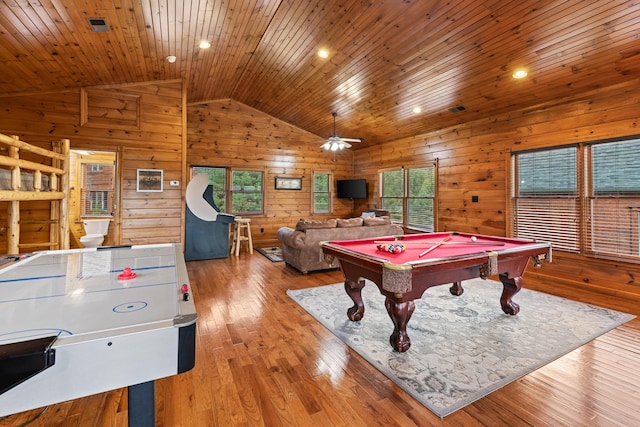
[0, 80, 185, 249]
[354, 78, 640, 299]
[187, 99, 356, 247]
[3, 72, 639, 301]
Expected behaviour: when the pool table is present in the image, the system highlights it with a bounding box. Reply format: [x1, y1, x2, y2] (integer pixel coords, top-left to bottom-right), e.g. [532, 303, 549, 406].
[320, 232, 552, 352]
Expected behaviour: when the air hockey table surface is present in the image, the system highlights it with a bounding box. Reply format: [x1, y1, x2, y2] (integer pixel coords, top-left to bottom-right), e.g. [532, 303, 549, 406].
[0, 243, 196, 419]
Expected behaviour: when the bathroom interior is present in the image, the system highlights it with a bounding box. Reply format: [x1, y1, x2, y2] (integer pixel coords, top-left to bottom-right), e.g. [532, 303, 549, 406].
[69, 149, 117, 248]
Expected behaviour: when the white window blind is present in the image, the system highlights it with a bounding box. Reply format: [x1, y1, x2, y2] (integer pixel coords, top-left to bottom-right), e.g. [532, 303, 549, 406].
[588, 139, 640, 257]
[81, 163, 114, 216]
[512, 147, 579, 252]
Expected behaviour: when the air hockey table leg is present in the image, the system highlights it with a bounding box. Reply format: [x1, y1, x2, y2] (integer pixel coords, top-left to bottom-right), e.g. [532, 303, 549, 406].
[128, 380, 155, 427]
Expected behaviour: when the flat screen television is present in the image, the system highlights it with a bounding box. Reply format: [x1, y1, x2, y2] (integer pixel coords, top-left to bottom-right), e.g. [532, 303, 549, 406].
[336, 179, 367, 199]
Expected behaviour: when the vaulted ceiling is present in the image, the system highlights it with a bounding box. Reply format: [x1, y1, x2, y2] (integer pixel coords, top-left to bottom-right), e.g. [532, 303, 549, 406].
[1, 1, 639, 146]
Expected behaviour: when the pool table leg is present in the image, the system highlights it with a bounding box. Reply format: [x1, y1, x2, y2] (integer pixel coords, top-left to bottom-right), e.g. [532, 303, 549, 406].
[344, 279, 366, 321]
[499, 273, 522, 315]
[384, 298, 416, 352]
[449, 281, 464, 296]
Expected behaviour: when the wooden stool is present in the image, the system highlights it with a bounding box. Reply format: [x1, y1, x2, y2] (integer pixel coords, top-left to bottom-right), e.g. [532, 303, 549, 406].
[231, 218, 253, 256]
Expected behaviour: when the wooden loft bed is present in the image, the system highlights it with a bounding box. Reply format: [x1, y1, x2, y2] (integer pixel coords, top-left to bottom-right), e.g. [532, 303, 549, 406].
[0, 132, 70, 254]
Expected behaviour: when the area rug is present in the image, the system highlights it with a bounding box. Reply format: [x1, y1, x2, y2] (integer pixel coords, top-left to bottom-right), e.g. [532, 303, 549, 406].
[255, 246, 284, 262]
[287, 279, 634, 418]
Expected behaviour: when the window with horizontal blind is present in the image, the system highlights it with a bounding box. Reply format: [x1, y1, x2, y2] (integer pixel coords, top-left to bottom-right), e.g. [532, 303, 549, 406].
[512, 147, 579, 252]
[588, 138, 640, 257]
[512, 136, 640, 261]
[81, 162, 115, 216]
[380, 164, 436, 230]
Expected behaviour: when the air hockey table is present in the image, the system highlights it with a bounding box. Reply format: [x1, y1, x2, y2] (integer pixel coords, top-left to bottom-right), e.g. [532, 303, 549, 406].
[0, 243, 196, 426]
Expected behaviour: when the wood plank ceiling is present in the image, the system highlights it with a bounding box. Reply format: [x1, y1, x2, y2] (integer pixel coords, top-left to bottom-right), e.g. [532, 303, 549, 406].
[1, 0, 639, 146]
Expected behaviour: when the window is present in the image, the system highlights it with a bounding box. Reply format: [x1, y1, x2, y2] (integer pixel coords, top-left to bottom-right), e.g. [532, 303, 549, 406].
[380, 164, 437, 230]
[231, 170, 263, 214]
[380, 169, 404, 222]
[192, 166, 226, 211]
[589, 138, 640, 257]
[313, 172, 332, 213]
[511, 137, 640, 260]
[407, 167, 435, 231]
[512, 147, 579, 252]
[81, 162, 114, 216]
[190, 167, 264, 215]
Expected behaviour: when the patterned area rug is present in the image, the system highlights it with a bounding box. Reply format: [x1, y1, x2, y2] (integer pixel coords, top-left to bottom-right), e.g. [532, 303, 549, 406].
[287, 279, 634, 418]
[255, 246, 284, 262]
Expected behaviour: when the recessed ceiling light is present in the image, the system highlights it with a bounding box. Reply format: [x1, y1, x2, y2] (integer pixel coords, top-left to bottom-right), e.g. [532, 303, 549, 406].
[317, 49, 329, 58]
[166, 55, 176, 63]
[199, 40, 211, 49]
[412, 106, 422, 114]
[512, 69, 528, 79]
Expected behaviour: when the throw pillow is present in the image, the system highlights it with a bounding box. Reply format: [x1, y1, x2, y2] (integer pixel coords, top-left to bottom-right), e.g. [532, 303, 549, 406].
[363, 216, 391, 226]
[360, 211, 375, 218]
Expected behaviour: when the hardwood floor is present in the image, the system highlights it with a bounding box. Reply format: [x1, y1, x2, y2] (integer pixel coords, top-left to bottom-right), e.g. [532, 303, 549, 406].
[2, 252, 639, 426]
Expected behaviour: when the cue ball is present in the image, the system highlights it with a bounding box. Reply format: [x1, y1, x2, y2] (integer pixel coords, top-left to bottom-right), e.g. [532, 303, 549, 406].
[471, 236, 477, 242]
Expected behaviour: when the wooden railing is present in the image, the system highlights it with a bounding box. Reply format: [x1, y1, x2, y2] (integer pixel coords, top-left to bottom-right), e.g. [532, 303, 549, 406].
[0, 133, 69, 254]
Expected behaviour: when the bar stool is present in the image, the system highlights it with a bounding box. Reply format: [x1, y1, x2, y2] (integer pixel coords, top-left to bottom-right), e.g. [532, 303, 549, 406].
[231, 217, 253, 256]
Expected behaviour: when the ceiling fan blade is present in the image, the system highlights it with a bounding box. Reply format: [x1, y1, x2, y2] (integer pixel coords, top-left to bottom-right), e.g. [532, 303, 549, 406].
[337, 137, 362, 143]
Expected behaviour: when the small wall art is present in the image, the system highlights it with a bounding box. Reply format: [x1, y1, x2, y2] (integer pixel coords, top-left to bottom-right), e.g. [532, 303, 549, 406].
[274, 176, 302, 190]
[137, 169, 163, 192]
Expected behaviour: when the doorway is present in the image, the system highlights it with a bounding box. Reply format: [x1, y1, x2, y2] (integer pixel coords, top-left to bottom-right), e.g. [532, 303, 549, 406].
[69, 150, 118, 248]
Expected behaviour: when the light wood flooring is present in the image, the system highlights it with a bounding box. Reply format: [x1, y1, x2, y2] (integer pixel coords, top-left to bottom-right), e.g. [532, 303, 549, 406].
[2, 251, 640, 426]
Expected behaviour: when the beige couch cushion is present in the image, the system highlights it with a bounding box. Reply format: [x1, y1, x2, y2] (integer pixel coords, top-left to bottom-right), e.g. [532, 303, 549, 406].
[337, 217, 364, 227]
[295, 218, 337, 231]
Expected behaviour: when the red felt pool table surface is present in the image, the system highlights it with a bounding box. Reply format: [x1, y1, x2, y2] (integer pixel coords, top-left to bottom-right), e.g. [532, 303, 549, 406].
[325, 232, 531, 265]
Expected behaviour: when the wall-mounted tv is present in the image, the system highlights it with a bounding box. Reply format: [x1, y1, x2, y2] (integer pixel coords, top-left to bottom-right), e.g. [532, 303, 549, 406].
[336, 179, 368, 199]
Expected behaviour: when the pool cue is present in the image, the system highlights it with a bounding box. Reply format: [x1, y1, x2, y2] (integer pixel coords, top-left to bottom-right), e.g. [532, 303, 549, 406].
[418, 235, 452, 257]
[374, 240, 505, 246]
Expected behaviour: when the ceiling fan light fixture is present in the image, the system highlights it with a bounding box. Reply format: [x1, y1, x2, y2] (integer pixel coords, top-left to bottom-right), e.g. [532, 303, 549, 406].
[320, 113, 358, 152]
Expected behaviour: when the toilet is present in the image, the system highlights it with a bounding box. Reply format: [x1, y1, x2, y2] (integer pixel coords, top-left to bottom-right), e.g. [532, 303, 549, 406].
[80, 219, 110, 248]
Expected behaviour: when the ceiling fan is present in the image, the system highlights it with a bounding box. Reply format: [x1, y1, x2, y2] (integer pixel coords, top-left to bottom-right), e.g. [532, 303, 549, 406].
[321, 112, 362, 151]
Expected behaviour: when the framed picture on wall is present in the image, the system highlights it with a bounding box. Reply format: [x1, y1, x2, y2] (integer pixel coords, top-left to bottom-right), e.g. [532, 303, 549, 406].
[275, 176, 302, 190]
[137, 169, 163, 192]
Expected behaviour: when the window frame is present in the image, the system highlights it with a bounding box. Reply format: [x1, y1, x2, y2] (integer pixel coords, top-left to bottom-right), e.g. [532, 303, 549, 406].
[80, 160, 115, 218]
[510, 136, 640, 262]
[312, 171, 333, 214]
[379, 161, 438, 231]
[190, 166, 264, 216]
